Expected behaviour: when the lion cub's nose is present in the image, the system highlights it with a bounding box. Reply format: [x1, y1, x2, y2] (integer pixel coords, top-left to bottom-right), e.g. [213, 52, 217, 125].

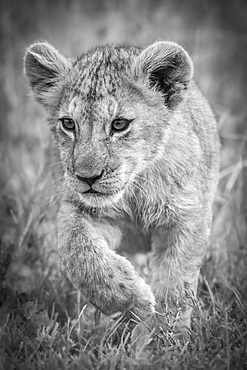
[75, 171, 103, 187]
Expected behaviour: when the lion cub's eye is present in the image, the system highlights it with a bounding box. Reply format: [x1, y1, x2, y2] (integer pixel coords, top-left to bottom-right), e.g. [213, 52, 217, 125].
[111, 118, 132, 133]
[60, 118, 75, 131]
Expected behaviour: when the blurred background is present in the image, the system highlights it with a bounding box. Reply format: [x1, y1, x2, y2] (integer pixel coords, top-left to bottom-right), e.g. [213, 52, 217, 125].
[0, 0, 247, 299]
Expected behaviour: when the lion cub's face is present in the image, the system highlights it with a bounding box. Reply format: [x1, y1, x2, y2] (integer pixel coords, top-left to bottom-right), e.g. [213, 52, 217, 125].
[55, 49, 168, 208]
[24, 42, 193, 207]
[57, 90, 164, 207]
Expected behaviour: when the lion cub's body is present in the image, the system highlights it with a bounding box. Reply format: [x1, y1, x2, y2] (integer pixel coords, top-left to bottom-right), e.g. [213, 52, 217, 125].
[24, 41, 220, 330]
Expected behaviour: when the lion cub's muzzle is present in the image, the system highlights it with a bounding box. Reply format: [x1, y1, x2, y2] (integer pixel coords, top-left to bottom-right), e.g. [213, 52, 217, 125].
[75, 171, 104, 188]
[75, 169, 105, 195]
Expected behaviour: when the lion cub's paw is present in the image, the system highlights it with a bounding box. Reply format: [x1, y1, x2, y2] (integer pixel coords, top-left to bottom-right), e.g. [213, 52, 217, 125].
[99, 255, 155, 320]
[128, 276, 155, 319]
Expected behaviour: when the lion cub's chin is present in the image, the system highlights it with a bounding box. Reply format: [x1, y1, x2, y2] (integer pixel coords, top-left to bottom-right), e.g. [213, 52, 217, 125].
[76, 189, 125, 209]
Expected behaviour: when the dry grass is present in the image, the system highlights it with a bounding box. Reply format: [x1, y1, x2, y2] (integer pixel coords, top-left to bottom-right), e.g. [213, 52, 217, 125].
[0, 0, 247, 369]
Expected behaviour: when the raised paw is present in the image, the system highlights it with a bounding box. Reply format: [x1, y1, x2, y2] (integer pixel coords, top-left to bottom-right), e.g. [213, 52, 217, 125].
[82, 253, 155, 320]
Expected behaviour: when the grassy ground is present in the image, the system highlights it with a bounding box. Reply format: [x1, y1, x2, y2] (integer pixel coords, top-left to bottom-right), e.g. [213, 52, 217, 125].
[0, 0, 247, 369]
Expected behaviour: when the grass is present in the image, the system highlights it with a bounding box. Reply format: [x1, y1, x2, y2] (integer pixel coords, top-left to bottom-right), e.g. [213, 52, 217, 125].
[1, 0, 247, 369]
[0, 273, 247, 369]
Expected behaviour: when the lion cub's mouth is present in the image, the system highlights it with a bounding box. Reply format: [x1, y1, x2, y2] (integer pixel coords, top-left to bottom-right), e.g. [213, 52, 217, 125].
[82, 188, 109, 196]
[84, 189, 99, 194]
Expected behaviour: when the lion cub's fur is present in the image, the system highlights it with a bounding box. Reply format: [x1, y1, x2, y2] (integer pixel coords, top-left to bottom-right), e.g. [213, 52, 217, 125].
[24, 40, 220, 330]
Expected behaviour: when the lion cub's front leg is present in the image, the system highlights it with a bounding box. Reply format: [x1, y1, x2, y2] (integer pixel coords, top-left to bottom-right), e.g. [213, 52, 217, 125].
[150, 218, 209, 332]
[57, 201, 155, 319]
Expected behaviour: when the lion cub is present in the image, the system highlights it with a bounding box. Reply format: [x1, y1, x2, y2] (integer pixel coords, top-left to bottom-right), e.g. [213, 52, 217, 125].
[24, 40, 220, 331]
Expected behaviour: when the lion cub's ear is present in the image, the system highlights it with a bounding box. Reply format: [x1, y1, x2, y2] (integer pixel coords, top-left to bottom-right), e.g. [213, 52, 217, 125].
[24, 41, 72, 108]
[133, 41, 194, 108]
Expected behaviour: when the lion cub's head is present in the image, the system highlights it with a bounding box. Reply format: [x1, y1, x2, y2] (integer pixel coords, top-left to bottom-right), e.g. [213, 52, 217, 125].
[24, 41, 193, 208]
